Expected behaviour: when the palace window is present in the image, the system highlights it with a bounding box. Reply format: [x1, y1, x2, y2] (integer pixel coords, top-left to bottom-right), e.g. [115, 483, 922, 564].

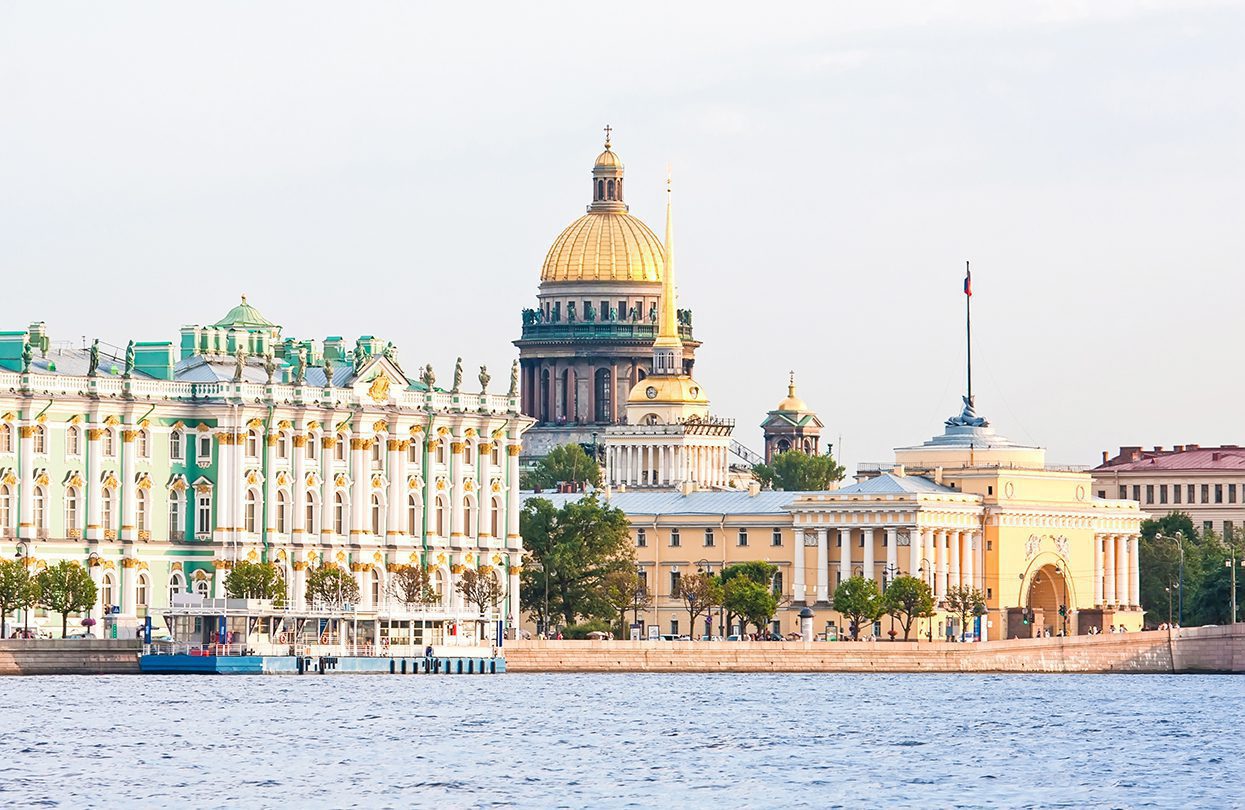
[670, 619, 679, 636]
[1204, 520, 1213, 536]
[1159, 485, 1168, 504]
[704, 528, 714, 547]
[738, 528, 748, 547]
[66, 425, 81, 457]
[1230, 484, 1238, 504]
[196, 492, 212, 536]
[32, 425, 46, 455]
[101, 573, 116, 612]
[1119, 485, 1127, 500]
[305, 490, 319, 534]
[197, 434, 211, 463]
[669, 571, 681, 596]
[194, 579, 209, 598]
[408, 494, 420, 535]
[772, 528, 782, 547]
[1174, 485, 1182, 504]
[1145, 485, 1154, 504]
[65, 488, 79, 533]
[169, 430, 184, 462]
[435, 496, 449, 537]
[246, 429, 261, 459]
[491, 445, 501, 466]
[636, 528, 646, 547]
[244, 490, 258, 533]
[168, 493, 184, 539]
[101, 489, 116, 532]
[334, 434, 347, 462]
[464, 496, 477, 536]
[670, 528, 680, 548]
[407, 442, 420, 464]
[1188, 484, 1195, 503]
[1132, 485, 1140, 502]
[277, 433, 290, 460]
[333, 492, 347, 535]
[0, 485, 10, 532]
[32, 486, 47, 533]
[136, 429, 150, 459]
[0, 424, 10, 453]
[306, 435, 318, 461]
[491, 496, 502, 538]
[371, 441, 383, 466]
[436, 442, 447, 466]
[136, 573, 150, 610]
[168, 572, 185, 605]
[371, 493, 384, 536]
[276, 490, 289, 534]
[1215, 484, 1224, 504]
[136, 489, 149, 532]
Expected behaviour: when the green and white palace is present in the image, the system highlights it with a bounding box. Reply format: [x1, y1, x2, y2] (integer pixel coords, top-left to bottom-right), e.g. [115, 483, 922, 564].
[0, 298, 533, 638]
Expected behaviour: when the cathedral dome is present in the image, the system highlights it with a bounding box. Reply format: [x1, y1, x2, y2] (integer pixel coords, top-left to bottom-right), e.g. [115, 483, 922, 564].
[774, 374, 808, 412]
[540, 212, 665, 283]
[594, 148, 622, 169]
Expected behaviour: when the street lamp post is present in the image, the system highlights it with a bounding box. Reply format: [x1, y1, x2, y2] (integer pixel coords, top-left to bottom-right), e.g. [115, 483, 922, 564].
[917, 557, 933, 642]
[882, 563, 899, 640]
[15, 542, 30, 638]
[1156, 532, 1185, 625]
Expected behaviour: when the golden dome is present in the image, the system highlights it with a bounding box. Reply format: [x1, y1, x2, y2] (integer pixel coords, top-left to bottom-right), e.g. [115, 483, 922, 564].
[775, 373, 808, 412]
[540, 211, 665, 283]
[626, 375, 707, 406]
[594, 148, 622, 169]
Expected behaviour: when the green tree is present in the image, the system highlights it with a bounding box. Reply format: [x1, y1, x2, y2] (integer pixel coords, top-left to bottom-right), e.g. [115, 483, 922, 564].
[601, 568, 652, 636]
[944, 585, 987, 641]
[1138, 513, 1202, 625]
[880, 575, 935, 641]
[677, 572, 723, 639]
[521, 443, 602, 491]
[520, 495, 634, 628]
[388, 565, 441, 609]
[36, 561, 97, 638]
[305, 564, 360, 608]
[833, 575, 882, 640]
[718, 561, 777, 634]
[752, 450, 845, 492]
[722, 577, 778, 636]
[223, 560, 287, 604]
[457, 567, 505, 641]
[1188, 527, 1244, 625]
[0, 559, 38, 638]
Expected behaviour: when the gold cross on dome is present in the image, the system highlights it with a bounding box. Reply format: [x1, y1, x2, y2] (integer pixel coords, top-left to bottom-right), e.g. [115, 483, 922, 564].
[603, 124, 612, 147]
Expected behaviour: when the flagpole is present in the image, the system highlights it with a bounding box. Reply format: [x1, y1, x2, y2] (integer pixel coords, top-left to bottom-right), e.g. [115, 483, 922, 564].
[965, 260, 972, 403]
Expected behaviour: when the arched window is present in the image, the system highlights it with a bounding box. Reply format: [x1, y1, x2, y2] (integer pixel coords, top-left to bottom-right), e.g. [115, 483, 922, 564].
[168, 492, 184, 539]
[275, 490, 289, 534]
[169, 429, 184, 461]
[104, 429, 116, 457]
[101, 573, 116, 611]
[370, 569, 381, 606]
[428, 569, 443, 604]
[407, 442, 419, 463]
[371, 440, 383, 465]
[491, 496, 503, 539]
[32, 486, 47, 532]
[463, 496, 477, 537]
[0, 424, 10, 453]
[0, 484, 12, 531]
[370, 493, 383, 536]
[596, 179, 604, 200]
[65, 487, 80, 533]
[135, 488, 149, 532]
[246, 429, 261, 459]
[407, 493, 420, 535]
[168, 571, 185, 605]
[32, 425, 46, 455]
[334, 434, 347, 462]
[136, 573, 150, 610]
[305, 490, 320, 534]
[102, 488, 116, 532]
[66, 425, 81, 457]
[306, 434, 318, 461]
[607, 178, 615, 200]
[136, 429, 150, 459]
[594, 368, 612, 423]
[194, 579, 209, 598]
[434, 496, 448, 537]
[277, 432, 290, 460]
[244, 490, 258, 533]
[334, 491, 347, 535]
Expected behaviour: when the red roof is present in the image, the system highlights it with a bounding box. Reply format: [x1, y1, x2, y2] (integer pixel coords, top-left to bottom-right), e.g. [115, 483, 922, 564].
[1094, 445, 1245, 472]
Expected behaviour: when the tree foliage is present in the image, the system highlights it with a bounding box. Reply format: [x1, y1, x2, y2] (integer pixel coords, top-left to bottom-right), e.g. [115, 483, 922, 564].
[457, 567, 505, 616]
[600, 568, 652, 636]
[520, 495, 634, 628]
[1137, 512, 1245, 627]
[833, 575, 882, 640]
[944, 585, 987, 641]
[0, 559, 38, 638]
[717, 562, 778, 634]
[223, 561, 287, 604]
[521, 443, 602, 491]
[880, 575, 935, 641]
[388, 565, 442, 608]
[677, 572, 723, 637]
[36, 561, 97, 638]
[752, 450, 845, 492]
[305, 564, 360, 608]
[722, 577, 778, 635]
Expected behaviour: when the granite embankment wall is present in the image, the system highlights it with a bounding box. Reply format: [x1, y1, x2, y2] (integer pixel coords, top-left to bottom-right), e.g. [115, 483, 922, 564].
[0, 639, 141, 675]
[506, 625, 1244, 674]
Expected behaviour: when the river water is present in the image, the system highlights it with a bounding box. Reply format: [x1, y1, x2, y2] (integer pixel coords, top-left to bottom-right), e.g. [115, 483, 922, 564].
[0, 673, 1238, 808]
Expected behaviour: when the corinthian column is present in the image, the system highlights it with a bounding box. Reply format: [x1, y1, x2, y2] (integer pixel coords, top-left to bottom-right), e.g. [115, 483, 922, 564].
[1104, 534, 1117, 605]
[1115, 535, 1128, 608]
[506, 443, 522, 551]
[1129, 535, 1140, 607]
[1093, 534, 1103, 606]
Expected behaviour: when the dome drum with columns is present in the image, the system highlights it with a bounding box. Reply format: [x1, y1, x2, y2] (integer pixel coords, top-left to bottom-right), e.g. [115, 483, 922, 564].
[516, 130, 700, 460]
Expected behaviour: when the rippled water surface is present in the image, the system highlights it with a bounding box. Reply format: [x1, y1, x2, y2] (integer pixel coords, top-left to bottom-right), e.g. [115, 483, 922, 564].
[0, 673, 1240, 808]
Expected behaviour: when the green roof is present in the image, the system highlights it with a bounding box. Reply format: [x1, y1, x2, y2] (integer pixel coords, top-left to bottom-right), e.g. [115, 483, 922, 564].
[213, 296, 277, 329]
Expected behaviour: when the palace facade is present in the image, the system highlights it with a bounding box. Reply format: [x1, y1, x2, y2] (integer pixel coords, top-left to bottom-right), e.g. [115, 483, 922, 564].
[514, 131, 701, 461]
[0, 300, 533, 637]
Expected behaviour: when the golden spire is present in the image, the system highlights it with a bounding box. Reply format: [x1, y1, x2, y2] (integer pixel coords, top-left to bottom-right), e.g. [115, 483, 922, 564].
[655, 171, 680, 348]
[788, 370, 796, 398]
[603, 123, 612, 149]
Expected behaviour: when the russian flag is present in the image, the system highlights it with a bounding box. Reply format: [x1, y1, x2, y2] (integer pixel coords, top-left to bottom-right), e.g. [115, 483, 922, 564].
[964, 264, 972, 297]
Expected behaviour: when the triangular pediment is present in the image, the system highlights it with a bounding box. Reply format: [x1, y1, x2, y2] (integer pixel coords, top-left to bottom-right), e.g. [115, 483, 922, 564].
[352, 356, 411, 404]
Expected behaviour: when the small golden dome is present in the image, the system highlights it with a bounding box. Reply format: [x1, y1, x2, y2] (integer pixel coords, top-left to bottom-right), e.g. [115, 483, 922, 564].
[626, 375, 707, 406]
[594, 148, 622, 169]
[776, 373, 808, 412]
[540, 211, 665, 283]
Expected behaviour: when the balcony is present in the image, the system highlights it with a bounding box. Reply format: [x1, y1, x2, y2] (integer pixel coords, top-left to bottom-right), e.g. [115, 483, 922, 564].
[517, 320, 695, 344]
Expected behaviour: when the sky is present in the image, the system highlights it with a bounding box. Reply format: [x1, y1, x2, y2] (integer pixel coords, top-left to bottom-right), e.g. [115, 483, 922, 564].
[1, 1, 1241, 472]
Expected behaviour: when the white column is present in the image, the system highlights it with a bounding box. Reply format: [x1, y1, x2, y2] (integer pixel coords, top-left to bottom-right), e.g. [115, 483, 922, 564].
[293, 564, 307, 609]
[263, 429, 278, 538]
[506, 444, 521, 549]
[291, 434, 307, 541]
[1115, 535, 1128, 608]
[86, 428, 103, 541]
[861, 527, 874, 582]
[387, 438, 404, 542]
[120, 429, 137, 542]
[17, 422, 34, 540]
[793, 528, 806, 603]
[449, 440, 464, 544]
[961, 532, 975, 594]
[935, 530, 948, 601]
[838, 528, 850, 585]
[1104, 533, 1117, 605]
[815, 527, 828, 602]
[886, 527, 898, 583]
[508, 561, 521, 629]
[320, 434, 334, 544]
[909, 527, 921, 580]
[1093, 534, 1104, 606]
[1128, 535, 1140, 607]
[949, 530, 961, 591]
[350, 436, 369, 542]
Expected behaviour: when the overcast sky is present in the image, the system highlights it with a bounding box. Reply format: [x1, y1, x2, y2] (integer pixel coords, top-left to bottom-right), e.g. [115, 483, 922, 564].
[1, 1, 1241, 472]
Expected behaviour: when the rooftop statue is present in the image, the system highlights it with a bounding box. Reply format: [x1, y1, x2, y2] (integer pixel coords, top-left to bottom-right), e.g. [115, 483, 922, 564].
[508, 359, 519, 398]
[352, 343, 366, 373]
[232, 347, 246, 383]
[123, 341, 135, 379]
[294, 347, 307, 385]
[566, 301, 576, 323]
[451, 357, 463, 393]
[21, 340, 32, 374]
[945, 395, 989, 428]
[420, 363, 436, 389]
[584, 302, 596, 323]
[322, 355, 333, 388]
[263, 353, 277, 385]
[478, 365, 490, 392]
[87, 339, 100, 377]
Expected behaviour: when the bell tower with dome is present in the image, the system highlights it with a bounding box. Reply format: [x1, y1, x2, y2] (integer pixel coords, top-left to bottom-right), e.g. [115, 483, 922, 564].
[761, 372, 824, 462]
[515, 129, 700, 461]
